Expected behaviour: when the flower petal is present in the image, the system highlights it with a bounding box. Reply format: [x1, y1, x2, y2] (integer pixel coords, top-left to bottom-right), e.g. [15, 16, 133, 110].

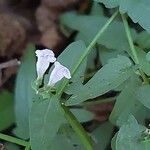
[48, 61, 71, 86]
[35, 49, 56, 78]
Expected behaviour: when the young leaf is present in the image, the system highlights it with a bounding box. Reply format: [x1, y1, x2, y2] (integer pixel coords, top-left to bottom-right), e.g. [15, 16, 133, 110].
[96, 0, 150, 33]
[30, 96, 65, 150]
[14, 45, 36, 139]
[109, 75, 146, 126]
[116, 115, 146, 150]
[66, 55, 134, 106]
[0, 91, 14, 131]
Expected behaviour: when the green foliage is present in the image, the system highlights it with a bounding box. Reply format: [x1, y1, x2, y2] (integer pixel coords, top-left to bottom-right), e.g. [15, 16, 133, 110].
[110, 75, 146, 126]
[61, 12, 136, 51]
[71, 108, 94, 123]
[30, 96, 65, 150]
[14, 45, 36, 139]
[57, 41, 87, 83]
[0, 91, 14, 131]
[136, 31, 150, 50]
[136, 47, 150, 76]
[92, 122, 114, 150]
[115, 116, 146, 150]
[2, 1, 150, 150]
[95, 0, 150, 33]
[4, 143, 19, 150]
[136, 85, 150, 109]
[66, 55, 134, 106]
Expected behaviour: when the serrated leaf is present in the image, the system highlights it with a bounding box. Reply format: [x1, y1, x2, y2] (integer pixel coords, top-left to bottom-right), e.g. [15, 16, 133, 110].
[30, 96, 65, 150]
[116, 115, 146, 150]
[66, 55, 134, 106]
[96, 0, 150, 33]
[14, 45, 36, 139]
[110, 75, 146, 126]
[136, 85, 150, 110]
[0, 91, 14, 131]
[61, 12, 136, 51]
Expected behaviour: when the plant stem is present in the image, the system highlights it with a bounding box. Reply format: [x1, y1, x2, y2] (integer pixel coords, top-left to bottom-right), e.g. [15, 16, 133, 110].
[58, 10, 119, 96]
[121, 13, 148, 84]
[0, 133, 29, 147]
[62, 104, 93, 150]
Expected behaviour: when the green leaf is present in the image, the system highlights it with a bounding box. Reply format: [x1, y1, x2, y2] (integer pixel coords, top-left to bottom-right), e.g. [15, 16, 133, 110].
[136, 31, 150, 50]
[110, 75, 146, 126]
[0, 91, 14, 131]
[136, 85, 150, 110]
[116, 115, 146, 150]
[51, 133, 84, 150]
[61, 12, 136, 51]
[71, 109, 94, 123]
[66, 55, 134, 106]
[96, 0, 150, 33]
[92, 122, 113, 150]
[99, 46, 124, 65]
[136, 47, 150, 76]
[30, 96, 65, 150]
[14, 45, 36, 139]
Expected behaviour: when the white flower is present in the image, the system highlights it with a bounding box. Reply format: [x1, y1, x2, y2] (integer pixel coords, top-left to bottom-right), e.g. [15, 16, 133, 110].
[35, 49, 56, 79]
[48, 61, 71, 86]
